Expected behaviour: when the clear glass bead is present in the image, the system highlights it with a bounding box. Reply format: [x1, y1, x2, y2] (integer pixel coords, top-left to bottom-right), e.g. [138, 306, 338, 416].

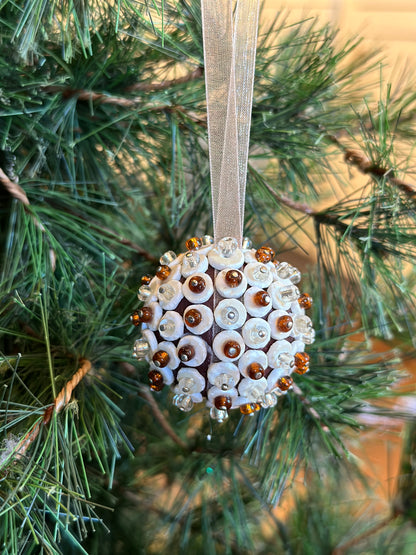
[132, 338, 150, 360]
[250, 324, 268, 345]
[177, 377, 198, 394]
[209, 406, 229, 422]
[221, 306, 237, 324]
[159, 250, 177, 265]
[213, 373, 236, 391]
[277, 352, 294, 370]
[137, 285, 152, 302]
[173, 393, 194, 412]
[158, 284, 176, 302]
[275, 262, 301, 284]
[183, 251, 200, 271]
[259, 392, 278, 408]
[217, 237, 238, 258]
[277, 284, 300, 304]
[302, 328, 316, 344]
[293, 315, 313, 335]
[242, 237, 252, 249]
[201, 235, 214, 246]
[158, 318, 175, 335]
[252, 264, 271, 283]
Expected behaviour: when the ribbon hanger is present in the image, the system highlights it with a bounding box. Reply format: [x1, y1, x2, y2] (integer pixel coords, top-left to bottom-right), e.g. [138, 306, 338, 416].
[201, 0, 260, 246]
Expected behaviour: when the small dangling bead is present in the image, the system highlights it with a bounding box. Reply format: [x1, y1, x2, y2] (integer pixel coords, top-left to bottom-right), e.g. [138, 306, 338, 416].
[277, 376, 293, 391]
[253, 290, 271, 307]
[185, 237, 202, 251]
[255, 246, 275, 263]
[214, 395, 232, 411]
[130, 311, 141, 326]
[224, 269, 243, 287]
[155, 265, 172, 280]
[247, 362, 265, 380]
[131, 307, 153, 324]
[298, 293, 313, 310]
[240, 403, 260, 415]
[293, 351, 310, 374]
[184, 308, 202, 328]
[159, 251, 177, 265]
[178, 345, 195, 363]
[141, 274, 152, 285]
[189, 276, 206, 293]
[152, 350, 170, 368]
[148, 370, 164, 391]
[223, 340, 241, 359]
[276, 315, 293, 332]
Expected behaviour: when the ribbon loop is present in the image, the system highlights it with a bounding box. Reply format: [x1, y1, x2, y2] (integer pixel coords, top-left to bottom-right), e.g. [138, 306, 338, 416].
[202, 0, 260, 246]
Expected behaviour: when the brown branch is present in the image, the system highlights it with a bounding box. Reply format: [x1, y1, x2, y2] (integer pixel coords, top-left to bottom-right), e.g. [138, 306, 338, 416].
[14, 359, 93, 460]
[0, 167, 29, 205]
[139, 385, 188, 450]
[126, 67, 203, 92]
[292, 383, 329, 432]
[331, 515, 395, 555]
[328, 135, 416, 199]
[42, 66, 204, 110]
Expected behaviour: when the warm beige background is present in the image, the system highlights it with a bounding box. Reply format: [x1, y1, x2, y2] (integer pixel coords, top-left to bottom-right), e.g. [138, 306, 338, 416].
[263, 0, 416, 63]
[262, 0, 416, 523]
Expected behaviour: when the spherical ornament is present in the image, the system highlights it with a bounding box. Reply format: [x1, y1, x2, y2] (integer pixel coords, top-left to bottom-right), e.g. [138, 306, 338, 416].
[131, 236, 316, 420]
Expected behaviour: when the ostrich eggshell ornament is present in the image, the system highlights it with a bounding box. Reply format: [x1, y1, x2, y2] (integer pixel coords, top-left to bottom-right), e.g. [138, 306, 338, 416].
[132, 236, 314, 422]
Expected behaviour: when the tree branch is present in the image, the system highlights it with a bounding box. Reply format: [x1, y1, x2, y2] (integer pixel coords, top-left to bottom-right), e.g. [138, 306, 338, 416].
[331, 515, 395, 555]
[126, 67, 203, 92]
[328, 134, 416, 199]
[139, 385, 188, 450]
[0, 167, 29, 205]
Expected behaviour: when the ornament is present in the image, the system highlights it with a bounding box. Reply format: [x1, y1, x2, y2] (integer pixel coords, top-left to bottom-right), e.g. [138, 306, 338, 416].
[131, 236, 315, 421]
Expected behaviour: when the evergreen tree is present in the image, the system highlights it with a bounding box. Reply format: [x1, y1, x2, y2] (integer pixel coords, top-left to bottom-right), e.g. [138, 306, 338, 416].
[0, 1, 415, 553]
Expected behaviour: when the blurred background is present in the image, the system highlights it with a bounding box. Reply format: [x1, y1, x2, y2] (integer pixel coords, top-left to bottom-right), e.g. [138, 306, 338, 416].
[264, 0, 416, 522]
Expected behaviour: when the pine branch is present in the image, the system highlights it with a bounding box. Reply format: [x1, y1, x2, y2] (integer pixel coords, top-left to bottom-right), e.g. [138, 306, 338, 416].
[126, 66, 203, 92]
[139, 385, 188, 450]
[0, 166, 29, 206]
[331, 515, 395, 555]
[328, 134, 416, 199]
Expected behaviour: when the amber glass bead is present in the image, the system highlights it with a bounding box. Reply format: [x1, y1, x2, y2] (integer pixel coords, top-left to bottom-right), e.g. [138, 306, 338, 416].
[152, 350, 170, 368]
[277, 376, 293, 391]
[148, 370, 164, 391]
[298, 293, 313, 310]
[184, 309, 202, 328]
[178, 345, 195, 362]
[156, 265, 171, 280]
[141, 274, 152, 285]
[276, 315, 293, 332]
[293, 351, 310, 374]
[253, 290, 271, 306]
[225, 270, 243, 287]
[214, 395, 232, 410]
[223, 340, 241, 359]
[255, 246, 275, 263]
[130, 311, 141, 326]
[138, 307, 153, 323]
[240, 403, 257, 415]
[247, 362, 265, 380]
[189, 276, 206, 293]
[148, 369, 164, 385]
[185, 236, 202, 251]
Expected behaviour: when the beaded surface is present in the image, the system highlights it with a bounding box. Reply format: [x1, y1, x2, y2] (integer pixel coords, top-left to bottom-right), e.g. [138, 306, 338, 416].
[131, 236, 315, 421]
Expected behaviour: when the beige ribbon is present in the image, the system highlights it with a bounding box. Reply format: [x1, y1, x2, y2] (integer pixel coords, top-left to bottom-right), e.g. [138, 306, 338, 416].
[201, 0, 260, 246]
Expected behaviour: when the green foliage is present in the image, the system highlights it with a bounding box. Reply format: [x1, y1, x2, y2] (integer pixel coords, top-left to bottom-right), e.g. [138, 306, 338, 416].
[0, 0, 415, 553]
